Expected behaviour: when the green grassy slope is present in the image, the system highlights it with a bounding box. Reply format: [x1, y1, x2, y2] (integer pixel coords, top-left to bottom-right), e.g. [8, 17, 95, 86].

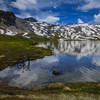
[0, 34, 52, 70]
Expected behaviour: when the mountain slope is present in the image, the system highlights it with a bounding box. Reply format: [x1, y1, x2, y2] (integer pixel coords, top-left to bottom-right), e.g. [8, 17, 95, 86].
[0, 10, 100, 40]
[28, 22, 100, 40]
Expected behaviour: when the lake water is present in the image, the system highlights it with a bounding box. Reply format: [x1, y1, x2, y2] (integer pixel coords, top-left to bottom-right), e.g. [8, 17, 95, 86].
[0, 40, 100, 88]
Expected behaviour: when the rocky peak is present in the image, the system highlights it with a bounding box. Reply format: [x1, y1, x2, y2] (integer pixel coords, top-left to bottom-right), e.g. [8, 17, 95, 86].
[24, 17, 37, 22]
[0, 10, 16, 26]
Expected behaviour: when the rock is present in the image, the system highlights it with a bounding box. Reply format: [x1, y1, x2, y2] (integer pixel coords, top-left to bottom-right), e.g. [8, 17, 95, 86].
[52, 70, 60, 76]
[97, 83, 100, 87]
[47, 82, 64, 89]
[0, 10, 16, 26]
[63, 86, 71, 91]
[24, 17, 37, 22]
[0, 55, 5, 59]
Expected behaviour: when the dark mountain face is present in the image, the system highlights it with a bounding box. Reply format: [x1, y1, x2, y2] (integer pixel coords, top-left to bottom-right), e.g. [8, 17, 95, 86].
[0, 10, 34, 33]
[24, 17, 37, 22]
[0, 10, 16, 26]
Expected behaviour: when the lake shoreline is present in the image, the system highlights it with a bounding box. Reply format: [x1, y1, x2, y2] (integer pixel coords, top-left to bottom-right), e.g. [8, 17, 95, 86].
[0, 82, 100, 100]
[0, 34, 52, 71]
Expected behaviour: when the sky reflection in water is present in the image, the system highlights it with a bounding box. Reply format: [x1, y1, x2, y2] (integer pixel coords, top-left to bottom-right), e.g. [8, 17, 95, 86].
[0, 40, 100, 88]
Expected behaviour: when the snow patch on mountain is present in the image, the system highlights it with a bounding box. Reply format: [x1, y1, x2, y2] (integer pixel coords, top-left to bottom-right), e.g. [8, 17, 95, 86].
[28, 22, 100, 40]
[0, 29, 4, 34]
[1, 17, 100, 40]
[0, 28, 16, 36]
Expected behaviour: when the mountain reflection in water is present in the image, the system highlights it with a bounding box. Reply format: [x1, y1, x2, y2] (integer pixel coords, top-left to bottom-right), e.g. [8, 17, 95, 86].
[0, 40, 100, 88]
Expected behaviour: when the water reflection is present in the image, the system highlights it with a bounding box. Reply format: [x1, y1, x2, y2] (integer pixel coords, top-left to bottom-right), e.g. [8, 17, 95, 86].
[37, 40, 100, 58]
[0, 40, 100, 88]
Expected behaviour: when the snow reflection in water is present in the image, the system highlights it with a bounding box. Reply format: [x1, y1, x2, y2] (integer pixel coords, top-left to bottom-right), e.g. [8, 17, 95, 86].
[0, 40, 100, 88]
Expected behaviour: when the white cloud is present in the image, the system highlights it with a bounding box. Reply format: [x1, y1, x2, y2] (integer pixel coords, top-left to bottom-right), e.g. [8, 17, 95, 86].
[43, 56, 59, 63]
[15, 10, 60, 24]
[94, 13, 100, 23]
[39, 16, 60, 23]
[0, 0, 8, 10]
[11, 0, 56, 11]
[78, 18, 84, 23]
[11, 0, 37, 10]
[10, 0, 60, 21]
[15, 9, 60, 24]
[78, 0, 100, 11]
[11, 0, 85, 11]
[93, 56, 100, 66]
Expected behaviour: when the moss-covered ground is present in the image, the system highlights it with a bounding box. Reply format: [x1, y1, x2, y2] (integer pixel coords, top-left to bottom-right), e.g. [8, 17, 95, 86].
[0, 82, 100, 100]
[0, 34, 52, 70]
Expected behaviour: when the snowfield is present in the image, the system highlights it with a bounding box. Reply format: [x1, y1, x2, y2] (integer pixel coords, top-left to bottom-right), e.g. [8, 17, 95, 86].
[29, 22, 100, 40]
[1, 21, 100, 40]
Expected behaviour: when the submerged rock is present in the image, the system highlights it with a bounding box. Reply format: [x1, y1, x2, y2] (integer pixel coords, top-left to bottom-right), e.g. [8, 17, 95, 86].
[47, 82, 64, 89]
[52, 70, 60, 76]
[63, 86, 71, 91]
[0, 55, 5, 59]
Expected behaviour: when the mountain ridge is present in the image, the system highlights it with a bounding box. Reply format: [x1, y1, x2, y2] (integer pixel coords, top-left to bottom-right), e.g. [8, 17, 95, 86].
[0, 10, 100, 40]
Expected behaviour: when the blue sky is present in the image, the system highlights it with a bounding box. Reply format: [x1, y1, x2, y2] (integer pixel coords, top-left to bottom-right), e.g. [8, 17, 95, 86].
[0, 0, 100, 24]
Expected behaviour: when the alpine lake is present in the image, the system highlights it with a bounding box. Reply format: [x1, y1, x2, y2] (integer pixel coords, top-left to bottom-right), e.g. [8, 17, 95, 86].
[1, 39, 100, 100]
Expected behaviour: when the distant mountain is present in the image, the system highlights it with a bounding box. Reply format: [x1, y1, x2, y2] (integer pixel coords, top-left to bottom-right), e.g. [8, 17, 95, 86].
[0, 10, 100, 40]
[24, 17, 37, 22]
